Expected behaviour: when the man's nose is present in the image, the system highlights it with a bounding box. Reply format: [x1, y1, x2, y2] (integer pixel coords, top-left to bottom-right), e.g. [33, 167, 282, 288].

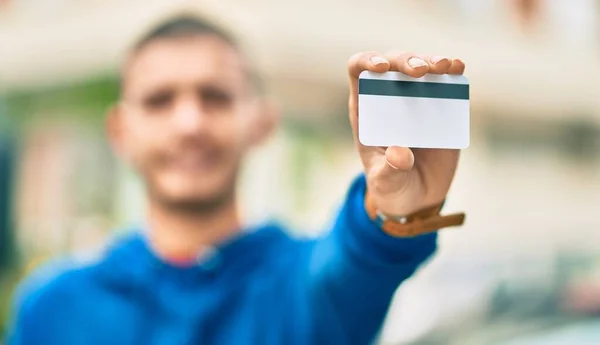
[172, 98, 207, 134]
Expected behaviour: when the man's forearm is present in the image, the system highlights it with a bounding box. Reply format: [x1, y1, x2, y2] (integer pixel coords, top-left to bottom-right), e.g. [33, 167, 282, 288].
[305, 174, 437, 344]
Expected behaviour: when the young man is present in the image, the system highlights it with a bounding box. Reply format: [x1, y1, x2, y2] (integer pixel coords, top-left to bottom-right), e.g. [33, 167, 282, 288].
[7, 15, 466, 345]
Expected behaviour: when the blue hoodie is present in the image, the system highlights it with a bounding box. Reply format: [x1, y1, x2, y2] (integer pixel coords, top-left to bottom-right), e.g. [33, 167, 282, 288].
[6, 175, 437, 345]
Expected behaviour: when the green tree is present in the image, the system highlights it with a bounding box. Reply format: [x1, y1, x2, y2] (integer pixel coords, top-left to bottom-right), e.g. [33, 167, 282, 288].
[0, 99, 16, 336]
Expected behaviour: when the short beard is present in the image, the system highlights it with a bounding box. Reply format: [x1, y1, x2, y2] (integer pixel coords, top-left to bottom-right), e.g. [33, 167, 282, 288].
[148, 182, 236, 216]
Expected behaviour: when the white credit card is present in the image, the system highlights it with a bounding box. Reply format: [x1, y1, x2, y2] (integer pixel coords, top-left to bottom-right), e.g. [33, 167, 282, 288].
[358, 71, 470, 149]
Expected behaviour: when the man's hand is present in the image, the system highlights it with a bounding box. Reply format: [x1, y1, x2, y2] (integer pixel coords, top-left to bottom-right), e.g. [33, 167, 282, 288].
[348, 51, 466, 216]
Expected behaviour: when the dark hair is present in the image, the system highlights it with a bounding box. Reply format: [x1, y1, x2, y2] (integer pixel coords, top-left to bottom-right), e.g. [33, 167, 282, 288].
[124, 14, 263, 94]
[133, 15, 238, 52]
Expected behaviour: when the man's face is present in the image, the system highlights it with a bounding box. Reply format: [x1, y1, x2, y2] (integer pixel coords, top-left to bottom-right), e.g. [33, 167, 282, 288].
[113, 35, 266, 211]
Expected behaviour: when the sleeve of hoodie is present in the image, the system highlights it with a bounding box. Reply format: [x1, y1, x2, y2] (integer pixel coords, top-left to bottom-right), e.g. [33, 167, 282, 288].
[4, 259, 82, 345]
[305, 174, 438, 345]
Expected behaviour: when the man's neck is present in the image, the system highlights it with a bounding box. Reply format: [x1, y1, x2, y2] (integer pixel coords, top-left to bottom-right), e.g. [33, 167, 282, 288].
[147, 198, 241, 265]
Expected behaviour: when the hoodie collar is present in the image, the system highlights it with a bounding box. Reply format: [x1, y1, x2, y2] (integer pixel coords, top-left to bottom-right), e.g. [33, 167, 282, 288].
[96, 222, 286, 289]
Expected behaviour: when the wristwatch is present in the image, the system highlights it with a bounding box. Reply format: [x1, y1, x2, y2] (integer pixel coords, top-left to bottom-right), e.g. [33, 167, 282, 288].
[364, 190, 466, 237]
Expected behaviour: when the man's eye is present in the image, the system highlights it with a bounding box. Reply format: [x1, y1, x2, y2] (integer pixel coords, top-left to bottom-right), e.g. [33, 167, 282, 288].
[143, 91, 174, 112]
[199, 88, 233, 109]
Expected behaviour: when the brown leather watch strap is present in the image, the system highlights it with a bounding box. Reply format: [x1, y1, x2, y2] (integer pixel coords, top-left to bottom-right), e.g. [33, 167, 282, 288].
[365, 190, 465, 237]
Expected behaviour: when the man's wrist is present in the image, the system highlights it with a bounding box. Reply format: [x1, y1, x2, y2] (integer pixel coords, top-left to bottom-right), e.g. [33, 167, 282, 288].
[364, 189, 466, 237]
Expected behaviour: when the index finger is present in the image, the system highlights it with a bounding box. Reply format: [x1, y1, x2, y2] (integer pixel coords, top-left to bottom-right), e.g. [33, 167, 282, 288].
[347, 52, 390, 82]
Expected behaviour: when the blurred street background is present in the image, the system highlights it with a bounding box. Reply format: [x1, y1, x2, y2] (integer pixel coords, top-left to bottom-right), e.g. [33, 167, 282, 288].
[2, 0, 600, 344]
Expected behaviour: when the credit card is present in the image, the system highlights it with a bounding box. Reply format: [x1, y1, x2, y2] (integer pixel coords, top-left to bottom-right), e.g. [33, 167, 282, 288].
[358, 71, 470, 149]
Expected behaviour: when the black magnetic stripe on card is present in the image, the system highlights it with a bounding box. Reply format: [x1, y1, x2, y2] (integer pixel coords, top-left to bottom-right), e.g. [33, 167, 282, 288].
[359, 79, 469, 100]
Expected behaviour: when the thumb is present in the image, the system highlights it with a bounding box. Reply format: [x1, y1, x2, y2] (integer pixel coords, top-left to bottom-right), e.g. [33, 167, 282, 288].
[370, 146, 414, 189]
[384, 146, 414, 172]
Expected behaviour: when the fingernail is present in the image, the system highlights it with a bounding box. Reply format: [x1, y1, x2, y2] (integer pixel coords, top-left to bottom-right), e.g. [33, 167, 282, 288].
[431, 56, 447, 64]
[370, 56, 388, 66]
[385, 156, 400, 170]
[408, 57, 427, 68]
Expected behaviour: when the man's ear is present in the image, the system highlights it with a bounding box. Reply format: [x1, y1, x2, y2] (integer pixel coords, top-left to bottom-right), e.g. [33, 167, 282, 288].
[106, 103, 128, 159]
[249, 98, 280, 147]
